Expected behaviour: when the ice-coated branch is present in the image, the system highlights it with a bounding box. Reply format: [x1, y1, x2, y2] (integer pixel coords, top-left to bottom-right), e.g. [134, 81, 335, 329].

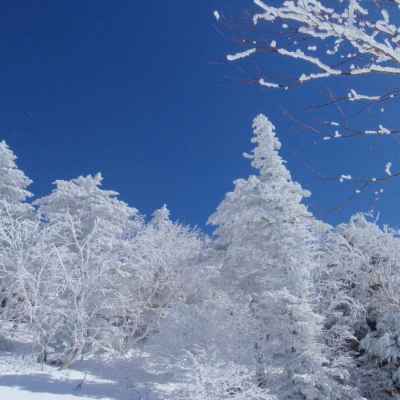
[225, 0, 400, 89]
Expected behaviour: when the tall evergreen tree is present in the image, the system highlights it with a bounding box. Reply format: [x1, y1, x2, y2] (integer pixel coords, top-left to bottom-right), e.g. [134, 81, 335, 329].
[209, 115, 361, 400]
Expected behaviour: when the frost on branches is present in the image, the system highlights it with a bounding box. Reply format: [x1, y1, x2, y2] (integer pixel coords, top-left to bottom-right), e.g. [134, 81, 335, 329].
[154, 349, 273, 400]
[0, 141, 35, 336]
[223, 0, 400, 185]
[319, 214, 400, 399]
[228, 0, 400, 87]
[0, 151, 202, 367]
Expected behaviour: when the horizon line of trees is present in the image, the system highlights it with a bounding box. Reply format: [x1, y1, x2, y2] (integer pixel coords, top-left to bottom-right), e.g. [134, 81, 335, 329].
[1, 115, 400, 399]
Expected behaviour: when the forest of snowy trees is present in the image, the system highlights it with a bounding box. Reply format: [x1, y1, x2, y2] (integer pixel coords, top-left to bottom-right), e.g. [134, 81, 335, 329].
[3, 0, 400, 398]
[2, 113, 400, 399]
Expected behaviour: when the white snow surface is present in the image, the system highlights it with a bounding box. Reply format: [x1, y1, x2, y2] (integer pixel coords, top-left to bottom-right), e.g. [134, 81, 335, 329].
[0, 325, 171, 400]
[0, 387, 100, 400]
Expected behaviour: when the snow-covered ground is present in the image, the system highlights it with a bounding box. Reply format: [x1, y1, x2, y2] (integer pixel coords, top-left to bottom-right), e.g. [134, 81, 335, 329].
[0, 326, 172, 400]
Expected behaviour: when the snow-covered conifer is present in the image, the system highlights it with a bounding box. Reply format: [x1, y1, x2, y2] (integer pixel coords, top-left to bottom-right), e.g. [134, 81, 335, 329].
[209, 115, 360, 399]
[0, 141, 33, 217]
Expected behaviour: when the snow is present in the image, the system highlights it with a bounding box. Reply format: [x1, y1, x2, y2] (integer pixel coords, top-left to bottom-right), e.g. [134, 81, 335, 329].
[378, 124, 391, 135]
[226, 48, 257, 61]
[259, 78, 279, 88]
[0, 388, 91, 400]
[348, 89, 381, 102]
[0, 327, 167, 400]
[339, 174, 352, 182]
[385, 162, 392, 176]
[0, 354, 132, 400]
[0, 351, 171, 400]
[0, 357, 101, 399]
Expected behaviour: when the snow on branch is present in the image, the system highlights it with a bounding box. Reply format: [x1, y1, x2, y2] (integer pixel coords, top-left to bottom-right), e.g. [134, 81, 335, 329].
[228, 0, 400, 88]
[227, 48, 257, 61]
[347, 89, 381, 102]
[259, 78, 281, 88]
[385, 162, 392, 176]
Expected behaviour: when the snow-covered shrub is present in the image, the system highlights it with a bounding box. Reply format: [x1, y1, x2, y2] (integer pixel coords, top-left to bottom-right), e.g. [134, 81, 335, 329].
[155, 348, 274, 400]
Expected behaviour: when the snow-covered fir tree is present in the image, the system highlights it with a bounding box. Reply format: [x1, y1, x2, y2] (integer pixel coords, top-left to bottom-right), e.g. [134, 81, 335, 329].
[0, 141, 33, 218]
[209, 115, 361, 400]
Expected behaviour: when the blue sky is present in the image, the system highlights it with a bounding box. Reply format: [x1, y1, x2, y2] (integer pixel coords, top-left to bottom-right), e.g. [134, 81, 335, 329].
[1, 0, 399, 229]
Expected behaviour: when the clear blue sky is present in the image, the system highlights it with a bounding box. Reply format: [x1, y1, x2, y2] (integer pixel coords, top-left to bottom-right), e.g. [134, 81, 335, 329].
[2, 0, 399, 229]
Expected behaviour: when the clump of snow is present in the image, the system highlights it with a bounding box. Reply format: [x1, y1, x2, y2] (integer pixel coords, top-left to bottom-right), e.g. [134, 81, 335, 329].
[378, 124, 391, 135]
[385, 162, 392, 176]
[226, 48, 256, 61]
[339, 174, 352, 183]
[259, 78, 279, 88]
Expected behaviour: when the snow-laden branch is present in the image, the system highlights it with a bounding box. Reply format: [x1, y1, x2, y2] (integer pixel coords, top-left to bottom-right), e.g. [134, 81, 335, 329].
[226, 0, 400, 88]
[347, 89, 381, 102]
[227, 48, 257, 61]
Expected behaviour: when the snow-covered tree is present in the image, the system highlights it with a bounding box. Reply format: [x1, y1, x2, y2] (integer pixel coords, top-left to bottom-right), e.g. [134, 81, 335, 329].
[320, 214, 400, 399]
[208, 114, 361, 399]
[147, 235, 257, 363]
[32, 173, 143, 365]
[30, 177, 201, 366]
[0, 141, 35, 325]
[125, 204, 202, 344]
[146, 250, 269, 400]
[0, 141, 33, 218]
